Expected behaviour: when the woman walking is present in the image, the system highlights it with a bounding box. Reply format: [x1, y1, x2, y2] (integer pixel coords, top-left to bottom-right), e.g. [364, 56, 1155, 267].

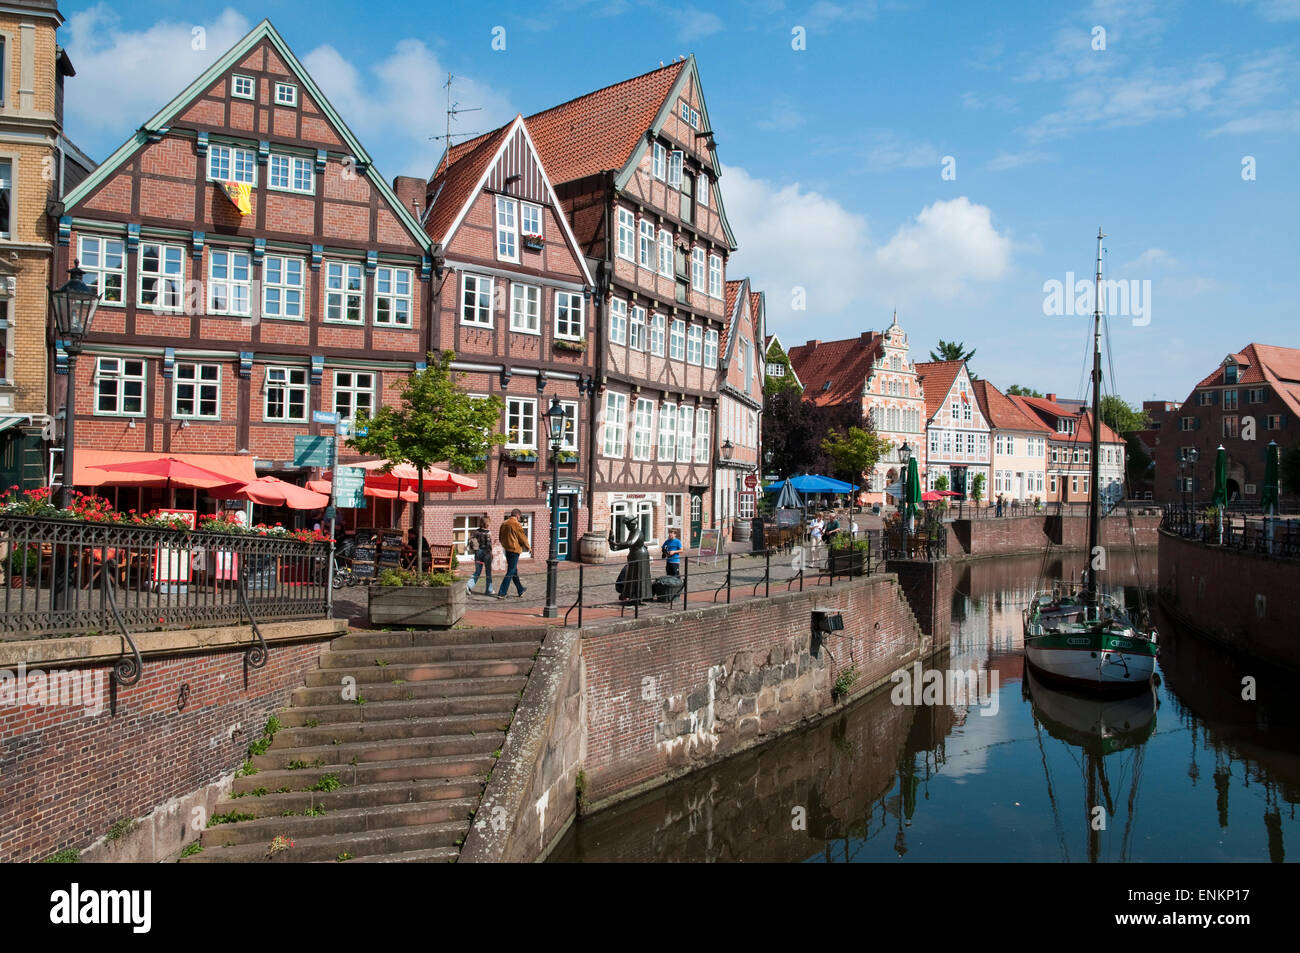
[466, 517, 493, 595]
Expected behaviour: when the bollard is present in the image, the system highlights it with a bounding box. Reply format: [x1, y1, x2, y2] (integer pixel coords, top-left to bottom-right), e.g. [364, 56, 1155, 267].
[726, 553, 732, 604]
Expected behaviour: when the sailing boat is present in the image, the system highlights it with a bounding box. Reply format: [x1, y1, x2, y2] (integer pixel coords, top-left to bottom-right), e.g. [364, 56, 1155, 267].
[1022, 229, 1159, 694]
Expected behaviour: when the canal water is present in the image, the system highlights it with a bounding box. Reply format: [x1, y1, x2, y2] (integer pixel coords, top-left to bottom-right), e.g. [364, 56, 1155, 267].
[550, 552, 1300, 862]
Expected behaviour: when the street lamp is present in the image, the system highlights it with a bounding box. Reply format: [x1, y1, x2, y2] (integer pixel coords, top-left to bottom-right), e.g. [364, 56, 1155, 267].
[542, 397, 567, 619]
[1187, 447, 1199, 514]
[50, 261, 101, 509]
[899, 442, 912, 533]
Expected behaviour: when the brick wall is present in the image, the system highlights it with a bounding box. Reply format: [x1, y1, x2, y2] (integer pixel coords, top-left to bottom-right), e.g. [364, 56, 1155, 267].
[948, 513, 1160, 557]
[0, 641, 325, 862]
[1158, 530, 1300, 672]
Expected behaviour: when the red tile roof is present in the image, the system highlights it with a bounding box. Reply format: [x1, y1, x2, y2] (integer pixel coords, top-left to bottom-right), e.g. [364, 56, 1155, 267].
[722, 278, 745, 354]
[436, 60, 687, 187]
[913, 360, 966, 421]
[787, 334, 882, 407]
[1192, 342, 1300, 417]
[971, 379, 1053, 434]
[1009, 395, 1123, 445]
[425, 121, 513, 246]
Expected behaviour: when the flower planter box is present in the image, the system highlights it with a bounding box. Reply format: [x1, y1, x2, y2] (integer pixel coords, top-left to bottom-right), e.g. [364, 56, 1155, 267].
[553, 339, 586, 353]
[523, 236, 545, 251]
[504, 452, 537, 465]
[827, 548, 867, 576]
[368, 584, 466, 629]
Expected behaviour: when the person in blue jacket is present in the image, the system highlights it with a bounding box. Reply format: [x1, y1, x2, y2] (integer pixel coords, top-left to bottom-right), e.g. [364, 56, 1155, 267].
[661, 528, 683, 576]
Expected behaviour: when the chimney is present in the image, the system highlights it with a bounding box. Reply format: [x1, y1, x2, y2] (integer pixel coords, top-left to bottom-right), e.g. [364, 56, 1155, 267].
[1045, 393, 1056, 403]
[806, 340, 820, 352]
[392, 175, 426, 222]
[861, 331, 873, 345]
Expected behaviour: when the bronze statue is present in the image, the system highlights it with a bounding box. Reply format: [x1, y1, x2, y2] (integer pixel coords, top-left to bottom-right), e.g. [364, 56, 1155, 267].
[608, 513, 651, 602]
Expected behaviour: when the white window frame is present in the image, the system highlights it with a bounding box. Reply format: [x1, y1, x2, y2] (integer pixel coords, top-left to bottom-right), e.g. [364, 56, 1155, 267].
[461, 273, 494, 327]
[704, 329, 719, 369]
[373, 266, 413, 327]
[632, 398, 654, 461]
[603, 392, 627, 458]
[708, 254, 722, 298]
[509, 282, 541, 334]
[686, 325, 703, 365]
[650, 313, 666, 357]
[617, 208, 635, 261]
[495, 195, 519, 262]
[268, 153, 314, 194]
[137, 241, 185, 311]
[691, 247, 705, 291]
[262, 255, 305, 320]
[506, 397, 537, 450]
[698, 172, 709, 207]
[78, 235, 125, 306]
[629, 305, 646, 352]
[694, 407, 711, 464]
[274, 82, 298, 106]
[520, 201, 543, 239]
[677, 405, 694, 463]
[94, 357, 146, 417]
[659, 402, 677, 460]
[638, 219, 655, 268]
[658, 228, 673, 277]
[333, 370, 375, 425]
[668, 150, 683, 189]
[208, 248, 252, 316]
[231, 74, 255, 99]
[652, 142, 666, 181]
[555, 291, 584, 341]
[670, 319, 686, 360]
[207, 144, 256, 185]
[0, 159, 10, 240]
[558, 400, 579, 452]
[172, 362, 221, 420]
[264, 366, 308, 422]
[609, 297, 628, 346]
[324, 260, 365, 324]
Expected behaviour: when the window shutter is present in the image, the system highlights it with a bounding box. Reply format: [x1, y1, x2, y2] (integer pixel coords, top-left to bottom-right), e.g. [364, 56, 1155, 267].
[1194, 417, 1201, 430]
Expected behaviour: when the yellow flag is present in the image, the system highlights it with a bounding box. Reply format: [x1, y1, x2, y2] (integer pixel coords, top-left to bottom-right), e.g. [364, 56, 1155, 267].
[220, 181, 252, 216]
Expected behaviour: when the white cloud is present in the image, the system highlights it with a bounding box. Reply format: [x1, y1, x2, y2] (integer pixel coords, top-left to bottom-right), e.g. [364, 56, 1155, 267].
[722, 166, 1014, 333]
[1123, 247, 1177, 270]
[985, 150, 1052, 171]
[862, 132, 942, 171]
[1208, 107, 1300, 135]
[756, 97, 807, 132]
[303, 40, 514, 178]
[63, 5, 253, 152]
[668, 7, 725, 41]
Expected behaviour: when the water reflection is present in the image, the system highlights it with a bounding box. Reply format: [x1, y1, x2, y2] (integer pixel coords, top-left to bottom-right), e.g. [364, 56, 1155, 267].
[551, 552, 1299, 862]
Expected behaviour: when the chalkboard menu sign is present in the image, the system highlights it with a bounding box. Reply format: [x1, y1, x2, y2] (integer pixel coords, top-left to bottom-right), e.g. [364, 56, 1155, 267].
[351, 529, 380, 580]
[352, 561, 376, 580]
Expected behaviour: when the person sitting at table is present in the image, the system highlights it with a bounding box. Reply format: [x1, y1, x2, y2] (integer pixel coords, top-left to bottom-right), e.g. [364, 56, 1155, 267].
[402, 528, 433, 570]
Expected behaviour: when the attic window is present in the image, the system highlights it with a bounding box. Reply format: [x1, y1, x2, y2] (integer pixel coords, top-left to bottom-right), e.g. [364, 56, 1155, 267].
[275, 82, 298, 107]
[1224, 362, 1238, 384]
[679, 101, 700, 129]
[822, 380, 832, 392]
[232, 75, 254, 100]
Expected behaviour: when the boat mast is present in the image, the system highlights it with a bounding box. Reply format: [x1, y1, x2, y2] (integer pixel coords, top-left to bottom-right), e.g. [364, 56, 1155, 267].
[1087, 227, 1104, 608]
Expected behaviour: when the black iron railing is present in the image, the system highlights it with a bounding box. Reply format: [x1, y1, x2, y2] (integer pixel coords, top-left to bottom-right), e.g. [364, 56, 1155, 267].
[0, 515, 330, 641]
[882, 520, 948, 560]
[1160, 505, 1300, 558]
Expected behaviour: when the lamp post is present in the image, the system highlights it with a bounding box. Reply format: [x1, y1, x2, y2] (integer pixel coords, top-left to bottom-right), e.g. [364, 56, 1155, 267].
[49, 261, 101, 509]
[720, 439, 734, 528]
[542, 397, 566, 619]
[900, 442, 913, 532]
[1187, 447, 1199, 516]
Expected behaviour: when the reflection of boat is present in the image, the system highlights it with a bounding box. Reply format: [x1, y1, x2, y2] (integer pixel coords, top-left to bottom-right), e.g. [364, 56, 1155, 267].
[1024, 664, 1157, 862]
[1022, 230, 1158, 694]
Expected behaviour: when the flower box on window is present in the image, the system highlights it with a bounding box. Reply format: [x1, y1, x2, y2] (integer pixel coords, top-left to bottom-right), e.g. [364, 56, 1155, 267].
[556, 450, 578, 465]
[554, 339, 587, 353]
[504, 448, 538, 464]
[522, 234, 545, 251]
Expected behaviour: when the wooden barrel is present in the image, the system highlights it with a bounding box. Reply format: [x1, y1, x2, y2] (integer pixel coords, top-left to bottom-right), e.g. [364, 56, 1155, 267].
[731, 518, 751, 541]
[578, 531, 609, 564]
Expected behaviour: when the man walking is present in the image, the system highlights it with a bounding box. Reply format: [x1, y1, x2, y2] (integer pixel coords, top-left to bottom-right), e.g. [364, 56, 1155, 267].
[497, 509, 530, 598]
[661, 528, 683, 576]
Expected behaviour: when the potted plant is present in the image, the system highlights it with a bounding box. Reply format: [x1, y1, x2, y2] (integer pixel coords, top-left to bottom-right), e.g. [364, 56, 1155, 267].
[522, 233, 544, 251]
[368, 567, 466, 628]
[556, 449, 579, 465]
[554, 339, 587, 353]
[829, 537, 871, 576]
[505, 448, 538, 464]
[7, 543, 39, 588]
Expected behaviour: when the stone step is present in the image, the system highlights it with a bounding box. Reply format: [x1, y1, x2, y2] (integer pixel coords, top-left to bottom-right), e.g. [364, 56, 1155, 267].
[330, 626, 547, 650]
[275, 712, 513, 748]
[278, 693, 518, 727]
[291, 674, 527, 707]
[219, 776, 485, 817]
[185, 820, 466, 863]
[319, 640, 539, 669]
[346, 846, 460, 863]
[303, 658, 532, 687]
[200, 798, 477, 847]
[232, 753, 495, 795]
[251, 731, 504, 771]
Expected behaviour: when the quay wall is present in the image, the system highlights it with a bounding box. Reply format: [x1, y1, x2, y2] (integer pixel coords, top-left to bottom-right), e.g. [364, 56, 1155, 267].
[465, 571, 935, 862]
[1157, 529, 1300, 673]
[0, 621, 341, 863]
[948, 513, 1160, 559]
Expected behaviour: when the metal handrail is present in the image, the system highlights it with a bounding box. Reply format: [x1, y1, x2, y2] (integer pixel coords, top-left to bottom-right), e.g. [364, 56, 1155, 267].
[100, 558, 142, 687]
[236, 565, 269, 671]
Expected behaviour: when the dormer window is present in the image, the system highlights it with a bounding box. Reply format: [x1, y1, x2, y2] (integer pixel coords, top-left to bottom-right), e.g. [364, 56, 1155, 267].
[1224, 362, 1239, 384]
[822, 380, 832, 392]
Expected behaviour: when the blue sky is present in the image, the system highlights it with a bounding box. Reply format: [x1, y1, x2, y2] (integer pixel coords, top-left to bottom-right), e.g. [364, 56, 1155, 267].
[59, 0, 1299, 406]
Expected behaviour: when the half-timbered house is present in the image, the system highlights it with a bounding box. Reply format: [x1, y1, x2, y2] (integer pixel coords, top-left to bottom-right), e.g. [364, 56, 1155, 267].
[53, 20, 432, 525]
[716, 279, 763, 531]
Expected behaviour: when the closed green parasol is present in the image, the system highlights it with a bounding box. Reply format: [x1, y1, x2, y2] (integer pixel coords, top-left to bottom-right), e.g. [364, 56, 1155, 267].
[1212, 445, 1229, 508]
[906, 456, 922, 521]
[1261, 441, 1279, 512]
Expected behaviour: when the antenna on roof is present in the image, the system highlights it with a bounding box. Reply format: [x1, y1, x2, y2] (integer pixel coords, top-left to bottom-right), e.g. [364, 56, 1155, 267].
[429, 73, 486, 160]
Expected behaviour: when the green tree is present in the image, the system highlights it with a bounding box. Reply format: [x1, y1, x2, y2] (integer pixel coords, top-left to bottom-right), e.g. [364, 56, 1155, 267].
[820, 427, 891, 485]
[929, 340, 977, 379]
[347, 351, 505, 571]
[934, 474, 950, 493]
[763, 341, 803, 397]
[1099, 395, 1149, 435]
[1006, 384, 1043, 397]
[971, 473, 986, 503]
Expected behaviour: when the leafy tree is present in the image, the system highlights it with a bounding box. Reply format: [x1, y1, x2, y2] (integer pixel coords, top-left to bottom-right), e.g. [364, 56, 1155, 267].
[347, 351, 505, 571]
[1006, 384, 1043, 397]
[934, 474, 949, 493]
[761, 391, 864, 478]
[820, 427, 892, 485]
[971, 473, 986, 503]
[1099, 395, 1149, 435]
[929, 340, 977, 379]
[763, 342, 803, 397]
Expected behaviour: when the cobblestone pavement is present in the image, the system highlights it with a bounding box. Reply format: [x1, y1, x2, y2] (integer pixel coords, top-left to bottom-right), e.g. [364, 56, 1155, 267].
[331, 531, 882, 630]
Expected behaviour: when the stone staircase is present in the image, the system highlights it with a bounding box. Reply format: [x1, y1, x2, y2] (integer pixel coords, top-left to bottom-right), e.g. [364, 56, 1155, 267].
[183, 625, 546, 863]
